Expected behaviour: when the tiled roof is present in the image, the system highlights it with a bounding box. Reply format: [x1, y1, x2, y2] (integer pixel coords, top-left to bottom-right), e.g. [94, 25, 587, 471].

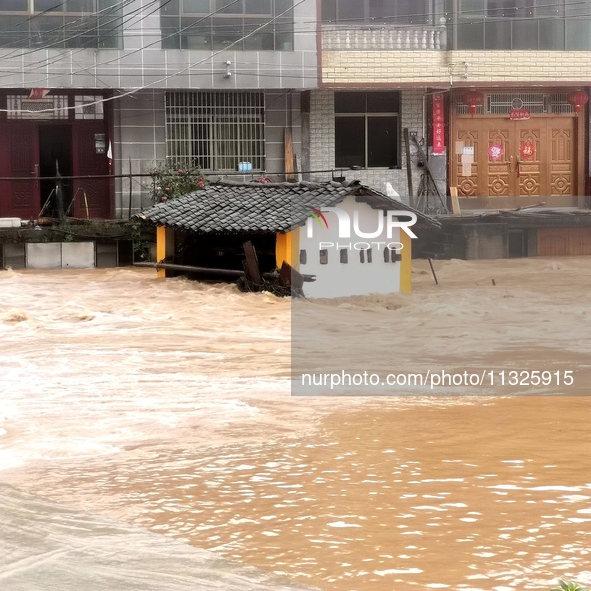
[136, 180, 440, 234]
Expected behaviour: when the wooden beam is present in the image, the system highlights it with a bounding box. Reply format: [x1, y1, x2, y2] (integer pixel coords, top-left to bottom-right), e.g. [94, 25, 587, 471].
[284, 128, 295, 182]
[242, 240, 264, 285]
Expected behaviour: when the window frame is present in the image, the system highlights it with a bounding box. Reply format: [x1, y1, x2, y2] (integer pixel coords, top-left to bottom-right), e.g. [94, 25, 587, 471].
[321, 0, 430, 25]
[449, 0, 591, 50]
[0, 0, 123, 48]
[165, 91, 266, 173]
[334, 91, 401, 170]
[160, 0, 294, 51]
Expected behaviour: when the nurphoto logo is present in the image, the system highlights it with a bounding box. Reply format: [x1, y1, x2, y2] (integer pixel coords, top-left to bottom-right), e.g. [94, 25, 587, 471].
[306, 206, 418, 251]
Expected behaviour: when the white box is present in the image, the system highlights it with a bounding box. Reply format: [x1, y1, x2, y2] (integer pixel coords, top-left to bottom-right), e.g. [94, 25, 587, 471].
[0, 218, 21, 228]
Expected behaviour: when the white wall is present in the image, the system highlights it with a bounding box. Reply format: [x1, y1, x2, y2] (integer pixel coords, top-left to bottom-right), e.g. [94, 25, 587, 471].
[298, 195, 401, 298]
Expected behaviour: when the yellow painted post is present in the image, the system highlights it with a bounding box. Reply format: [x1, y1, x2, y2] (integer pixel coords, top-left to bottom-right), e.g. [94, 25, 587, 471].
[275, 230, 299, 269]
[400, 231, 412, 293]
[156, 226, 167, 279]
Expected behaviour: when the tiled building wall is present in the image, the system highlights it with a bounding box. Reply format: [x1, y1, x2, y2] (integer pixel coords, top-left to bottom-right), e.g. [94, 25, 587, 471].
[0, 0, 317, 90]
[322, 50, 591, 84]
[112, 90, 304, 218]
[113, 91, 167, 219]
[308, 89, 431, 203]
[265, 92, 302, 180]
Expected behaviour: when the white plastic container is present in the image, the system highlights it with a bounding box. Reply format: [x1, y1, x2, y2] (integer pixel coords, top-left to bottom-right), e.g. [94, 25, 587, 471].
[0, 218, 21, 228]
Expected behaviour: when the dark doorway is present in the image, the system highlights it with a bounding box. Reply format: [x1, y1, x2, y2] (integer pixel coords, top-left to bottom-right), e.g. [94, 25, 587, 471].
[508, 229, 528, 258]
[39, 125, 72, 218]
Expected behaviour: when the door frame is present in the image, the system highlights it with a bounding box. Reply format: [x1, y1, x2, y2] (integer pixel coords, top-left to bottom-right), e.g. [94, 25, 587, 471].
[449, 89, 586, 209]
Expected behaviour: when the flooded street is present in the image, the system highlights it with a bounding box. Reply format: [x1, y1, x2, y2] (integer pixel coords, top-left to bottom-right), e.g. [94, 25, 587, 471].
[1, 259, 590, 590]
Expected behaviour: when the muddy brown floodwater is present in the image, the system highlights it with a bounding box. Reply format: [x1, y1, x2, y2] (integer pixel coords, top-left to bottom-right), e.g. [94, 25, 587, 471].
[1, 257, 590, 591]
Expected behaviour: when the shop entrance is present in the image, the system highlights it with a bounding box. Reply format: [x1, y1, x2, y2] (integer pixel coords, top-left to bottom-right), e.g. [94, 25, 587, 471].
[39, 125, 72, 217]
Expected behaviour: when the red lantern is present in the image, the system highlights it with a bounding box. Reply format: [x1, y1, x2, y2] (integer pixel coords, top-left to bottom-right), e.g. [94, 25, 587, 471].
[567, 90, 588, 114]
[462, 91, 485, 117]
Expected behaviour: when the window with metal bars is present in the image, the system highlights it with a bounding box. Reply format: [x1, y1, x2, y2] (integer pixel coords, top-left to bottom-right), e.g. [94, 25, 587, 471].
[165, 91, 266, 172]
[0, 0, 123, 48]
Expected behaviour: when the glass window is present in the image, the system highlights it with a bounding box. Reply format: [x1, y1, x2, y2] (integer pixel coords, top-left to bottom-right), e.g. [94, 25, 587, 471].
[181, 16, 211, 48]
[335, 117, 365, 168]
[566, 19, 591, 49]
[334, 92, 400, 169]
[245, 0, 272, 14]
[539, 20, 564, 49]
[212, 17, 243, 49]
[35, 1, 64, 12]
[457, 21, 485, 49]
[511, 18, 538, 49]
[216, 0, 243, 14]
[367, 117, 397, 168]
[163, 0, 293, 51]
[453, 0, 591, 50]
[183, 0, 209, 12]
[244, 21, 274, 50]
[335, 92, 366, 113]
[0, 0, 123, 48]
[66, 1, 94, 12]
[165, 92, 265, 172]
[321, 0, 428, 24]
[3, 0, 28, 9]
[484, 20, 511, 49]
[0, 16, 28, 47]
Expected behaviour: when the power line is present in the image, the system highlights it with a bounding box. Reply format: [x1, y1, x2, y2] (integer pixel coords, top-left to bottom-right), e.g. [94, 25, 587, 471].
[0, 0, 171, 84]
[0, 0, 311, 115]
[0, 0, 135, 56]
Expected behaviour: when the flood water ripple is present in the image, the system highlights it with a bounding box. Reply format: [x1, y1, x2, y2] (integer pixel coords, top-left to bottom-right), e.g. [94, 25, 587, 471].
[1, 260, 590, 590]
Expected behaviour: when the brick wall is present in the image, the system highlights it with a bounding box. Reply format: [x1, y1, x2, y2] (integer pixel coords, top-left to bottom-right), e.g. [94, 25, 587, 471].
[322, 50, 591, 84]
[308, 89, 433, 202]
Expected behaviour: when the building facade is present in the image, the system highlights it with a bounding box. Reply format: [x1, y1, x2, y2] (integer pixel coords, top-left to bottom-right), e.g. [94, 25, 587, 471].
[317, 0, 591, 211]
[0, 0, 317, 220]
[0, 0, 590, 224]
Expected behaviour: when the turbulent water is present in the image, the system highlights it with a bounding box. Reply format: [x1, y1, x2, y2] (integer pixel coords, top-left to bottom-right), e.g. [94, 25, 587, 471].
[1, 259, 590, 590]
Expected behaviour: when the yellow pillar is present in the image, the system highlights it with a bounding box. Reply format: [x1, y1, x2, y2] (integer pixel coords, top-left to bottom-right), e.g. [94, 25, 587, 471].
[156, 226, 169, 279]
[275, 230, 299, 269]
[400, 231, 412, 293]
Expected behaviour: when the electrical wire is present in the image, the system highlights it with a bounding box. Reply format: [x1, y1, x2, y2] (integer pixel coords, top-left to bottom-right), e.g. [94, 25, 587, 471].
[0, 0, 588, 107]
[0, 0, 311, 115]
[0, 0, 136, 56]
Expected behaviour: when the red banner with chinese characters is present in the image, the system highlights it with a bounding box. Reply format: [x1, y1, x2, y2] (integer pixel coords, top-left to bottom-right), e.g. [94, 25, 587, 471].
[432, 93, 445, 155]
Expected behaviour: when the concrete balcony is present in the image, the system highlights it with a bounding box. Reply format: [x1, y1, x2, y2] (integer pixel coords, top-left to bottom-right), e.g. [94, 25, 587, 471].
[322, 24, 446, 51]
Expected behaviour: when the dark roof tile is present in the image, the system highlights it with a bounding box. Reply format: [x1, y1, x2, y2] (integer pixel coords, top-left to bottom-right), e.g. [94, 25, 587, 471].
[135, 180, 440, 233]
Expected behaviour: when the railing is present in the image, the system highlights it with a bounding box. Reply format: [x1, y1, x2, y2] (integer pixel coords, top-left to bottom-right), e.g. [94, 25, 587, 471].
[322, 25, 446, 51]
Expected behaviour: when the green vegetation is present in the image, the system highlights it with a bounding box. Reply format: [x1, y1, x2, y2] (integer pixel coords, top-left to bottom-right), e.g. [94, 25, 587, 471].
[149, 163, 207, 203]
[552, 580, 589, 591]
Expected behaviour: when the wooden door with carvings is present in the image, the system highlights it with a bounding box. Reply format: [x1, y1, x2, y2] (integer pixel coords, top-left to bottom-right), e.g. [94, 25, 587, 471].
[452, 117, 577, 207]
[514, 120, 545, 199]
[546, 117, 575, 200]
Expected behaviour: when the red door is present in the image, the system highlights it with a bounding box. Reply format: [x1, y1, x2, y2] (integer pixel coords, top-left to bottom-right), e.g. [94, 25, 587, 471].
[72, 122, 111, 219]
[0, 124, 39, 219]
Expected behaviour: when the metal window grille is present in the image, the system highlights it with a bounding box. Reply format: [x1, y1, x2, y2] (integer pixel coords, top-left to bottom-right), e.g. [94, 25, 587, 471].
[549, 93, 575, 114]
[455, 93, 575, 115]
[75, 95, 104, 120]
[488, 93, 546, 114]
[7, 94, 68, 120]
[165, 91, 265, 171]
